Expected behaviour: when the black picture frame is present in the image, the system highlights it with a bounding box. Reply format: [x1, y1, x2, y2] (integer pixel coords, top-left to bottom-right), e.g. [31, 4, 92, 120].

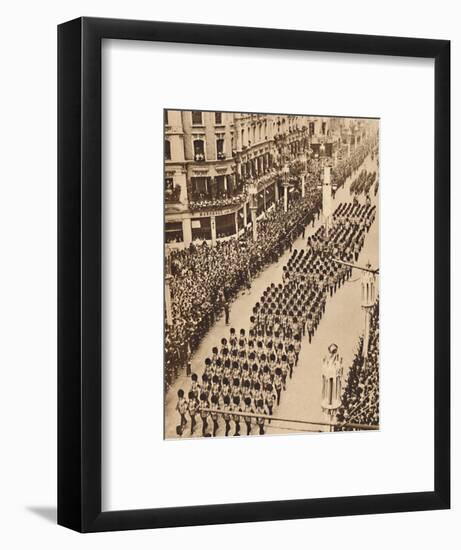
[58, 17, 450, 532]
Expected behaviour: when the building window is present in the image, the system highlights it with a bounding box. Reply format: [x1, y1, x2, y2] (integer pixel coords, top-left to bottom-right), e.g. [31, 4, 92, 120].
[216, 138, 225, 160]
[193, 139, 205, 161]
[191, 217, 211, 241]
[190, 176, 209, 200]
[215, 112, 222, 124]
[164, 110, 169, 125]
[165, 140, 171, 160]
[191, 111, 203, 125]
[165, 221, 183, 243]
[165, 177, 174, 191]
[216, 212, 236, 238]
[165, 178, 180, 203]
[322, 122, 327, 134]
[309, 122, 315, 135]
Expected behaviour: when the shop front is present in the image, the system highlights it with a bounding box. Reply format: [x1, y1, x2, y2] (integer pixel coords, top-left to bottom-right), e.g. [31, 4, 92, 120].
[191, 217, 212, 241]
[215, 212, 237, 238]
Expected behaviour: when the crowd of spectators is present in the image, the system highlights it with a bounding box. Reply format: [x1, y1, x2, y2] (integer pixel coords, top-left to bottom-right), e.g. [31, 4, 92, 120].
[189, 189, 248, 211]
[335, 299, 380, 430]
[164, 188, 322, 391]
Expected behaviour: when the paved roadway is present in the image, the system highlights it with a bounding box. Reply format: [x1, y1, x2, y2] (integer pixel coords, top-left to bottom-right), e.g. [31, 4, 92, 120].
[164, 153, 379, 438]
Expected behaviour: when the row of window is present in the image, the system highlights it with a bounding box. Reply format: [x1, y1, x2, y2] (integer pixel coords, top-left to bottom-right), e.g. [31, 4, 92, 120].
[164, 111, 327, 136]
[164, 138, 225, 161]
[164, 110, 222, 126]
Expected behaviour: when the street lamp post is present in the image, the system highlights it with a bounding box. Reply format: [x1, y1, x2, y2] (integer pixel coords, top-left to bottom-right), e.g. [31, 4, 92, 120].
[282, 163, 289, 213]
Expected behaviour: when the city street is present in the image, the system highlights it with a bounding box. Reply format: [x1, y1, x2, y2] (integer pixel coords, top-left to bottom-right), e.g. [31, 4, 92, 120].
[165, 152, 379, 439]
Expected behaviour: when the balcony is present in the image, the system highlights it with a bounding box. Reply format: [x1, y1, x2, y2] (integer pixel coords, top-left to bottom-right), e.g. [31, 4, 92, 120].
[165, 184, 182, 204]
[188, 186, 247, 212]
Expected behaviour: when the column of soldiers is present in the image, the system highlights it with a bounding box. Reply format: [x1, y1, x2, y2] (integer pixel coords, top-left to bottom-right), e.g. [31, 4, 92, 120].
[175, 201, 376, 437]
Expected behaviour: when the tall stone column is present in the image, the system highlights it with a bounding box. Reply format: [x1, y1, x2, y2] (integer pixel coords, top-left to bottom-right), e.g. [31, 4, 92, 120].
[322, 165, 332, 237]
[210, 215, 217, 247]
[283, 183, 288, 213]
[182, 217, 192, 247]
[274, 181, 279, 203]
[301, 174, 306, 198]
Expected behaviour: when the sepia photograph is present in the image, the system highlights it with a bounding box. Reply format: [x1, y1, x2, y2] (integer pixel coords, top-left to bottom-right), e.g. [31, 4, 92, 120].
[164, 110, 379, 440]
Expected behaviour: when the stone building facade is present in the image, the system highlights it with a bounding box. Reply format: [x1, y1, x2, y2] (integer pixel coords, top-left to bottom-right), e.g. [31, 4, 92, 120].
[164, 110, 352, 248]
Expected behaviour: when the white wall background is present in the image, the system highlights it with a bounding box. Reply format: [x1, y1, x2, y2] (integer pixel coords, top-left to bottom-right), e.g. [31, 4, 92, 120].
[0, 0, 457, 548]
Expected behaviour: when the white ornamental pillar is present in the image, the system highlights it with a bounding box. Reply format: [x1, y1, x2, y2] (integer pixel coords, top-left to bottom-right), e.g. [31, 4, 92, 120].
[182, 218, 192, 247]
[322, 164, 332, 237]
[361, 264, 377, 358]
[301, 174, 306, 198]
[210, 215, 217, 247]
[321, 343, 343, 431]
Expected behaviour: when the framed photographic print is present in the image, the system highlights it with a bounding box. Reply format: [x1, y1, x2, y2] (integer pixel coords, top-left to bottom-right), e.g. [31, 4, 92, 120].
[58, 17, 450, 532]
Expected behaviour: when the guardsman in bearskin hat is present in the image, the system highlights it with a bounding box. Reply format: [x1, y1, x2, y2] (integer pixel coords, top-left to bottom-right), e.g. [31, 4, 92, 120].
[188, 390, 198, 436]
[201, 373, 210, 396]
[223, 395, 232, 437]
[220, 337, 228, 356]
[252, 381, 262, 405]
[242, 378, 252, 402]
[175, 388, 188, 435]
[210, 394, 220, 437]
[223, 359, 232, 382]
[264, 383, 276, 422]
[229, 327, 237, 348]
[215, 358, 224, 382]
[255, 399, 267, 435]
[262, 364, 271, 388]
[231, 377, 240, 399]
[232, 395, 242, 436]
[189, 373, 200, 401]
[243, 396, 253, 436]
[199, 392, 211, 437]
[210, 375, 221, 401]
[281, 354, 289, 390]
[251, 363, 260, 388]
[287, 344, 296, 379]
